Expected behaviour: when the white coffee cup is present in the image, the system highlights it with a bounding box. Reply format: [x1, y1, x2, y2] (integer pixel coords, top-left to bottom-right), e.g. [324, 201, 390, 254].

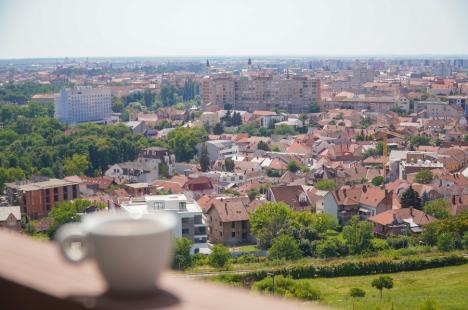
[56, 211, 176, 295]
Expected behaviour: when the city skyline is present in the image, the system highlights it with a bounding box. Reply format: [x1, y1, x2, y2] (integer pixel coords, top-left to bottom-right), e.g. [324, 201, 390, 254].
[1, 0, 467, 59]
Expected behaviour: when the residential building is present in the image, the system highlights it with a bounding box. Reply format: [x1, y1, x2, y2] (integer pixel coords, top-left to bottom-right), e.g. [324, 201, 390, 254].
[307, 189, 339, 220]
[120, 194, 208, 254]
[0, 206, 21, 231]
[267, 185, 311, 212]
[5, 177, 80, 219]
[54, 86, 112, 125]
[203, 196, 254, 245]
[202, 72, 320, 114]
[200, 140, 239, 162]
[413, 101, 463, 118]
[368, 207, 435, 236]
[105, 147, 175, 182]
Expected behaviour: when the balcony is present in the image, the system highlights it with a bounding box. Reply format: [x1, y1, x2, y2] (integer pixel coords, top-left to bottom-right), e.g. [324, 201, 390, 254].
[0, 229, 322, 310]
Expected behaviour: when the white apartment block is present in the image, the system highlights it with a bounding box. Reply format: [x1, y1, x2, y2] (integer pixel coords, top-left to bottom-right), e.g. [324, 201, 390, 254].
[201, 72, 320, 114]
[55, 86, 112, 125]
[201, 140, 240, 162]
[120, 194, 209, 254]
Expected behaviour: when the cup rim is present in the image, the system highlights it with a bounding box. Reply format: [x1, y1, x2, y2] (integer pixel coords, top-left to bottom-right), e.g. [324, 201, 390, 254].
[80, 211, 177, 237]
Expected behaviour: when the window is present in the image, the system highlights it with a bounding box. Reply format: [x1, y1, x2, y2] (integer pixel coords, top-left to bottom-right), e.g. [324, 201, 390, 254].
[181, 217, 190, 224]
[194, 215, 202, 225]
[182, 228, 189, 235]
[231, 231, 235, 238]
[153, 201, 164, 209]
[231, 222, 235, 229]
[179, 202, 186, 210]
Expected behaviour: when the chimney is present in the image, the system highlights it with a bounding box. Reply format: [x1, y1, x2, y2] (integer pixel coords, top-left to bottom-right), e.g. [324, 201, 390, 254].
[225, 205, 228, 214]
[410, 206, 413, 217]
[363, 185, 367, 193]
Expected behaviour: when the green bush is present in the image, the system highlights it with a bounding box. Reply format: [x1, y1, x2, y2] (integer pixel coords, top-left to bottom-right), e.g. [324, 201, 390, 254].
[292, 281, 320, 300]
[349, 287, 366, 297]
[386, 236, 412, 249]
[372, 238, 390, 251]
[209, 244, 231, 268]
[437, 232, 458, 251]
[268, 235, 302, 260]
[253, 276, 320, 301]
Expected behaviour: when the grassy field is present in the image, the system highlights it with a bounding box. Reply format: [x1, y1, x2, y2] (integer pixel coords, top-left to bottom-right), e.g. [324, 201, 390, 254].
[302, 264, 468, 310]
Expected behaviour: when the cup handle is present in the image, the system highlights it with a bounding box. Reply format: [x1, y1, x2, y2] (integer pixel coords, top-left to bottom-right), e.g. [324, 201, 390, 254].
[55, 223, 89, 264]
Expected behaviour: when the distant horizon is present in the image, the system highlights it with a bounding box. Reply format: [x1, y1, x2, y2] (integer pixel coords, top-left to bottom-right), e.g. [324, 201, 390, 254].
[1, 53, 468, 62]
[1, 0, 467, 59]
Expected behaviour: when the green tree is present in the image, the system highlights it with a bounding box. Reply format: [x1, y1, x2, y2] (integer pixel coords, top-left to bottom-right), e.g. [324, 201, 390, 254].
[287, 160, 300, 173]
[247, 188, 259, 201]
[371, 276, 393, 299]
[224, 157, 235, 172]
[309, 101, 320, 113]
[414, 169, 433, 184]
[48, 199, 104, 238]
[268, 234, 302, 260]
[160, 84, 177, 106]
[315, 179, 337, 191]
[400, 186, 422, 209]
[63, 154, 89, 176]
[315, 238, 341, 258]
[343, 216, 374, 254]
[213, 122, 224, 135]
[410, 135, 431, 147]
[371, 176, 385, 187]
[437, 232, 457, 251]
[249, 202, 293, 249]
[257, 140, 270, 151]
[423, 199, 450, 219]
[209, 244, 230, 268]
[167, 127, 208, 162]
[274, 124, 297, 136]
[421, 223, 438, 246]
[173, 237, 193, 270]
[199, 143, 210, 172]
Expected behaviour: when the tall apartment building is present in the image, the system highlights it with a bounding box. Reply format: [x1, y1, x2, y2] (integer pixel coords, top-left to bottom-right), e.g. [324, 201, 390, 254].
[352, 63, 375, 87]
[120, 194, 208, 254]
[55, 86, 112, 125]
[5, 177, 81, 219]
[201, 72, 320, 114]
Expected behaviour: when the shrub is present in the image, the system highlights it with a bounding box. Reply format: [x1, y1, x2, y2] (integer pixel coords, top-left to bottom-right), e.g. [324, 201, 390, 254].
[372, 238, 390, 251]
[292, 281, 320, 301]
[269, 235, 302, 260]
[209, 244, 231, 268]
[386, 236, 412, 249]
[437, 232, 457, 251]
[253, 276, 320, 301]
[463, 232, 468, 250]
[349, 287, 366, 297]
[315, 238, 341, 258]
[371, 176, 384, 187]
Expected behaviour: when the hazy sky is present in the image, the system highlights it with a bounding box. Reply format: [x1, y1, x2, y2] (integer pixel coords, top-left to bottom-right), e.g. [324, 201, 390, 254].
[0, 0, 467, 59]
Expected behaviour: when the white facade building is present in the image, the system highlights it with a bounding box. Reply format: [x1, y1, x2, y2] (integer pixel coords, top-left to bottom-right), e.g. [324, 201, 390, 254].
[120, 194, 209, 254]
[55, 86, 112, 125]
